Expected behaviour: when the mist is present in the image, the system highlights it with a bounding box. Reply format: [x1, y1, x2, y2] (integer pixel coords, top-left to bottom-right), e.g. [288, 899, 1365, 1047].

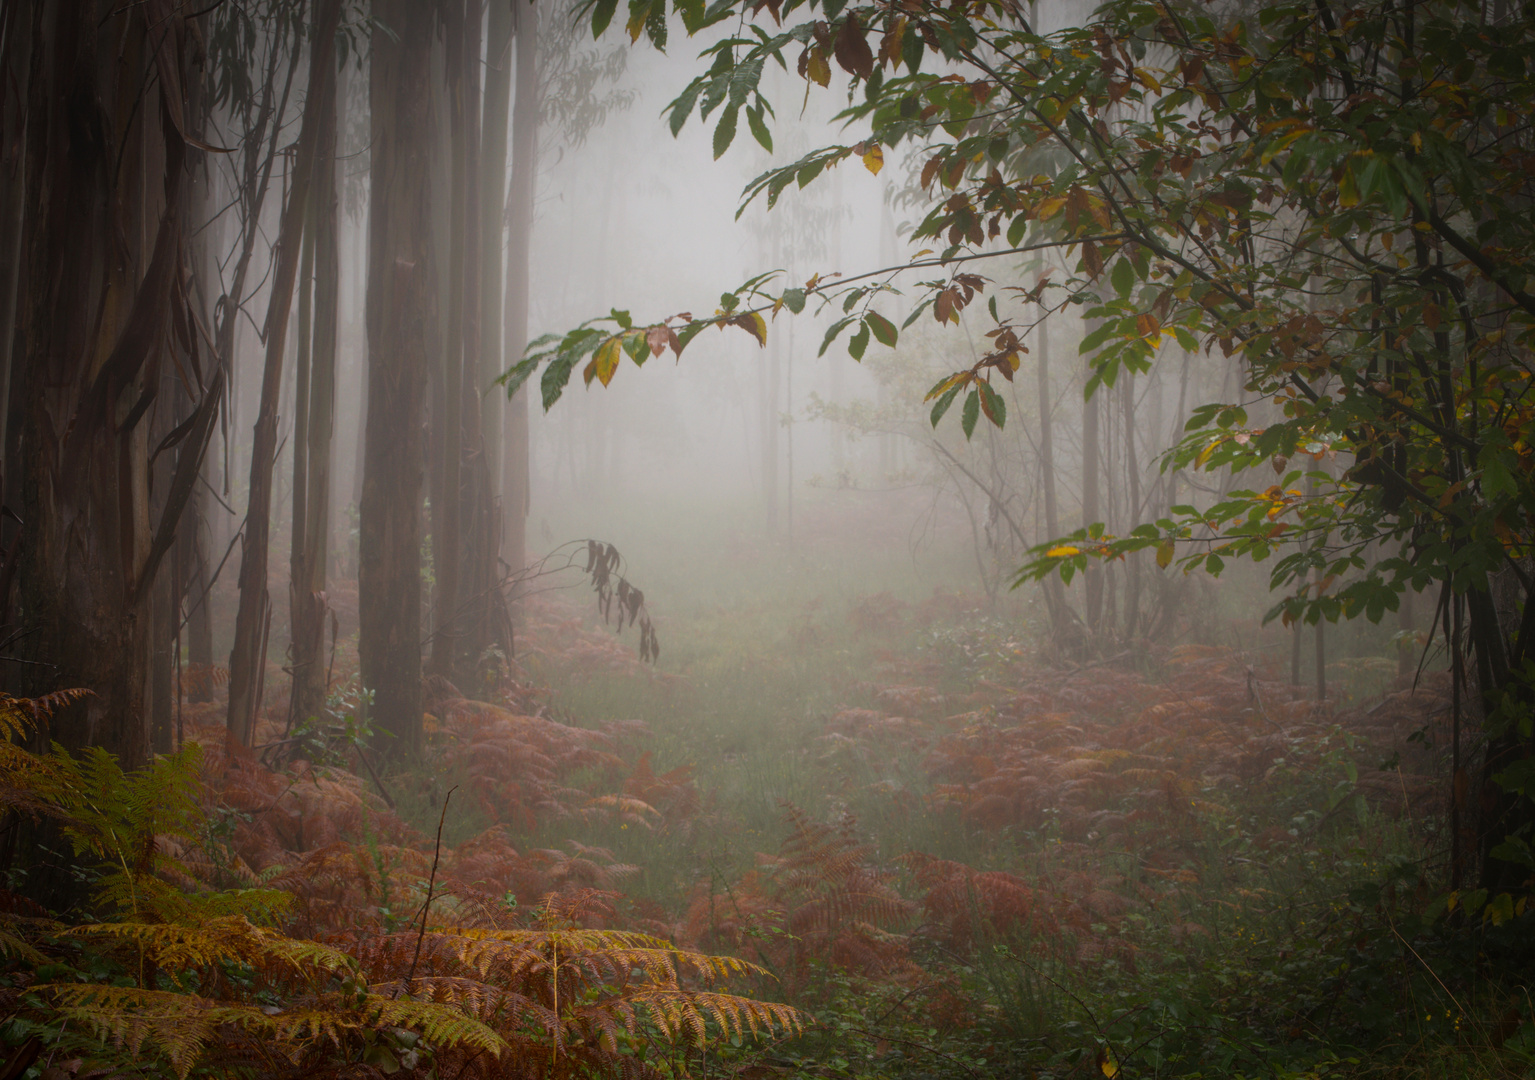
[0, 1, 1527, 1077]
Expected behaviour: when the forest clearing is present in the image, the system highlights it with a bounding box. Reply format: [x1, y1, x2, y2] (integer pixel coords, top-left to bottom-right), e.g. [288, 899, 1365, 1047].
[1, 0, 1533, 1077]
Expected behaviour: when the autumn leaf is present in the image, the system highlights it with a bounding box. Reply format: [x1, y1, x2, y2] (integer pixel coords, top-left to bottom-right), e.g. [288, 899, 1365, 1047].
[834, 12, 874, 80]
[865, 310, 898, 346]
[645, 326, 671, 357]
[1082, 241, 1104, 278]
[592, 336, 623, 387]
[804, 47, 831, 87]
[1156, 539, 1175, 569]
[861, 143, 884, 175]
[732, 311, 768, 346]
[1046, 545, 1081, 558]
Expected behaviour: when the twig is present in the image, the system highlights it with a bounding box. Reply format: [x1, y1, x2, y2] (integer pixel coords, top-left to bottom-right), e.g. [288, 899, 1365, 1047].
[351, 744, 396, 809]
[402, 787, 457, 996]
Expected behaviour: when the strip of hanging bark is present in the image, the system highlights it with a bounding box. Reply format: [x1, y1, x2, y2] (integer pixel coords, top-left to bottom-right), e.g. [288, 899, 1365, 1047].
[132, 364, 224, 606]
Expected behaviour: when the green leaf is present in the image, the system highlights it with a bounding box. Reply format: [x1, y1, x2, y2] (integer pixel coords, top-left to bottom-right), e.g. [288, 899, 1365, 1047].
[1111, 257, 1135, 299]
[977, 379, 1006, 428]
[781, 288, 805, 314]
[667, 81, 703, 136]
[747, 105, 773, 152]
[961, 388, 980, 439]
[929, 382, 963, 427]
[499, 357, 540, 398]
[848, 322, 870, 360]
[1079, 320, 1116, 354]
[865, 310, 898, 346]
[591, 0, 620, 37]
[645, 6, 668, 49]
[675, 320, 707, 355]
[818, 315, 854, 356]
[713, 104, 739, 159]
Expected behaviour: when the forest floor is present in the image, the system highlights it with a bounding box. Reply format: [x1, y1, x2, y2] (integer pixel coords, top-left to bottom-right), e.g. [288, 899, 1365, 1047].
[7, 496, 1532, 1079]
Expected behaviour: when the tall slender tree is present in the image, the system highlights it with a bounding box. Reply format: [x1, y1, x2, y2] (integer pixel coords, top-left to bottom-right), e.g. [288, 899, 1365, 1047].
[226, 0, 344, 749]
[503, 0, 536, 585]
[360, 0, 438, 753]
[288, 32, 341, 730]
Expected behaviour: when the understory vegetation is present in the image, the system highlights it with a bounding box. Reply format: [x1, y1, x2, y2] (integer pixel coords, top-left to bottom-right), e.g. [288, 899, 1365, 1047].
[1, 508, 1528, 1079]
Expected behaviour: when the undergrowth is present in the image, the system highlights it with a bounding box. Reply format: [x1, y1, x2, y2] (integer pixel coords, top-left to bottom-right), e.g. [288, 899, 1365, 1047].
[0, 508, 1531, 1078]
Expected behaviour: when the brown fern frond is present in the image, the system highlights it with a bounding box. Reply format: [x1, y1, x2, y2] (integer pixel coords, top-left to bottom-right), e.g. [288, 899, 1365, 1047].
[0, 688, 92, 742]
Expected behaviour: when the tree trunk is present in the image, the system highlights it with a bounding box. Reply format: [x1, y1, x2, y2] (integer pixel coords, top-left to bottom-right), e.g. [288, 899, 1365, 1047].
[8, 5, 193, 772]
[455, 1, 507, 677]
[480, 0, 512, 556]
[361, 0, 438, 755]
[503, 0, 536, 587]
[1034, 320, 1069, 631]
[226, 0, 343, 749]
[289, 53, 340, 731]
[1121, 372, 1141, 639]
[1082, 347, 1103, 635]
[430, 0, 471, 678]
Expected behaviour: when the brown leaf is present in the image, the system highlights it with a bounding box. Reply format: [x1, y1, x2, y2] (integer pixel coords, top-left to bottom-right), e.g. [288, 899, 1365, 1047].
[834, 12, 874, 80]
[1082, 241, 1104, 278]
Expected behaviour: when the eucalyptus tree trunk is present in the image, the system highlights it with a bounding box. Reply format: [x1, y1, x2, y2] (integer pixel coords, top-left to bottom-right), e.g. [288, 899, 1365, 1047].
[226, 0, 343, 749]
[430, 0, 471, 679]
[455, 1, 507, 677]
[0, 0, 27, 533]
[288, 40, 340, 730]
[503, 0, 537, 585]
[480, 0, 512, 553]
[7, 3, 217, 780]
[361, 0, 438, 755]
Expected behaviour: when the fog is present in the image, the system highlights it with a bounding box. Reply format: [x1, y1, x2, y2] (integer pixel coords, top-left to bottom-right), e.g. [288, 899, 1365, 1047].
[12, 0, 1520, 1074]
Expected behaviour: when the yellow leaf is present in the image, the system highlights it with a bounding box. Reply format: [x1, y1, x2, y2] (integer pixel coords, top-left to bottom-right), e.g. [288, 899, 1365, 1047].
[807, 48, 831, 87]
[1035, 195, 1066, 221]
[1195, 440, 1221, 469]
[862, 144, 884, 175]
[593, 337, 622, 387]
[1156, 539, 1175, 569]
[1338, 167, 1359, 207]
[1046, 545, 1080, 558]
[1098, 1046, 1119, 1078]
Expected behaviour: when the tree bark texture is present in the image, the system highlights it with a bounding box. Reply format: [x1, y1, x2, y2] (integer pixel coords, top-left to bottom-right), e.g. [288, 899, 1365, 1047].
[7, 4, 203, 770]
[430, 0, 470, 678]
[361, 0, 437, 754]
[502, 0, 536, 585]
[289, 45, 340, 731]
[479, 0, 512, 553]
